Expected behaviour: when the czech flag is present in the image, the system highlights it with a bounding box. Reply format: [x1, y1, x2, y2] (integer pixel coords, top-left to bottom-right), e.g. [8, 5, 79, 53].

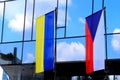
[36, 11, 54, 73]
[85, 9, 105, 74]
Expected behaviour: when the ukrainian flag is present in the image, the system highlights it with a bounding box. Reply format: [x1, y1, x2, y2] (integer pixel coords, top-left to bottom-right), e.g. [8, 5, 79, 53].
[36, 11, 54, 73]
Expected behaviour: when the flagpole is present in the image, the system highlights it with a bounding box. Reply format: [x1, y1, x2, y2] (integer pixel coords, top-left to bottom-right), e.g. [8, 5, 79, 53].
[54, 0, 59, 80]
[64, 0, 68, 37]
[92, 0, 94, 14]
[103, 2, 108, 61]
[102, 0, 104, 9]
[102, 0, 108, 75]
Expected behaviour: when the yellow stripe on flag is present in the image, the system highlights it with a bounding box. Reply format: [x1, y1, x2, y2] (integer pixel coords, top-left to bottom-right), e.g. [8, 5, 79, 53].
[36, 15, 45, 73]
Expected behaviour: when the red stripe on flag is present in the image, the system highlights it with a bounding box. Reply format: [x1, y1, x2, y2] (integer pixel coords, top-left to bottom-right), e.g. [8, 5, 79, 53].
[86, 22, 94, 74]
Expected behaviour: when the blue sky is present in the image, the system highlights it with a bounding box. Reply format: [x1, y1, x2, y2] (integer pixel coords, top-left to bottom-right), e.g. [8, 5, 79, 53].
[0, 0, 120, 66]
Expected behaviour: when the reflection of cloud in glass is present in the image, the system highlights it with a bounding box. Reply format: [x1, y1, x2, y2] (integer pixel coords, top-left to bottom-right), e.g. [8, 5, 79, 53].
[23, 53, 35, 63]
[57, 9, 70, 26]
[57, 42, 85, 62]
[111, 28, 120, 52]
[0, 0, 72, 33]
[8, 14, 31, 32]
[59, 0, 72, 6]
[78, 17, 85, 24]
[0, 3, 3, 16]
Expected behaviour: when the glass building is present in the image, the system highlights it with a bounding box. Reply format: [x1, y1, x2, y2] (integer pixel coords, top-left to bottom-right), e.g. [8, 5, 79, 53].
[0, 0, 120, 80]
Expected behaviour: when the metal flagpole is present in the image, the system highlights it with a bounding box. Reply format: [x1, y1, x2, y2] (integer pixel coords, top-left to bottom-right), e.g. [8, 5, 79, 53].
[92, 0, 94, 14]
[64, 0, 68, 37]
[102, 0, 108, 75]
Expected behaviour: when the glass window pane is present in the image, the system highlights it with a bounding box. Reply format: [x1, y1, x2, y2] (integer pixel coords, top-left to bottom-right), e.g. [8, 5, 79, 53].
[94, 0, 102, 12]
[57, 28, 64, 38]
[107, 34, 120, 59]
[57, 37, 85, 62]
[57, 0, 66, 27]
[67, 0, 92, 36]
[22, 42, 35, 63]
[105, 0, 120, 33]
[3, 0, 25, 42]
[0, 43, 22, 65]
[24, 0, 34, 40]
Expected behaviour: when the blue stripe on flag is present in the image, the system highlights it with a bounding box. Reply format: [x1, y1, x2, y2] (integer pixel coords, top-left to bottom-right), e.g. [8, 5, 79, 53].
[44, 11, 54, 71]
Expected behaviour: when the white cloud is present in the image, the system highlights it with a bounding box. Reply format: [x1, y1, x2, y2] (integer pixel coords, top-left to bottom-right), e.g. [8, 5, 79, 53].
[57, 9, 65, 26]
[111, 28, 120, 51]
[0, 0, 28, 32]
[8, 13, 31, 32]
[113, 28, 120, 33]
[59, 0, 72, 6]
[34, 0, 57, 17]
[4, 0, 24, 20]
[109, 75, 113, 80]
[0, 3, 3, 16]
[0, 0, 72, 32]
[57, 9, 71, 26]
[57, 42, 85, 62]
[78, 17, 85, 24]
[33, 0, 71, 26]
[24, 53, 35, 63]
[32, 0, 72, 7]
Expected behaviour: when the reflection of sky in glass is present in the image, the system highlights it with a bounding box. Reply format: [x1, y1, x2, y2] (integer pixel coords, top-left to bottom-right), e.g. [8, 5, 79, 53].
[57, 38, 85, 62]
[0, 0, 119, 65]
[94, 0, 102, 12]
[3, 0, 25, 42]
[67, 0, 92, 36]
[22, 42, 35, 63]
[107, 34, 120, 59]
[0, 43, 22, 62]
[105, 0, 120, 33]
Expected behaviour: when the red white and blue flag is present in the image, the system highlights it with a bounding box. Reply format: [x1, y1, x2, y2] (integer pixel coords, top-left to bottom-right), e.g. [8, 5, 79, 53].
[85, 9, 105, 74]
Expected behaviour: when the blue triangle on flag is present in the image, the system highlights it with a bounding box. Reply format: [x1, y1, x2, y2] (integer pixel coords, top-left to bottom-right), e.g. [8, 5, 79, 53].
[86, 10, 102, 41]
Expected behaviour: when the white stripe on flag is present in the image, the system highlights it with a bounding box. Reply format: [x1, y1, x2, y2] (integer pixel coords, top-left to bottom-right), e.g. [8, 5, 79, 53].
[94, 11, 105, 71]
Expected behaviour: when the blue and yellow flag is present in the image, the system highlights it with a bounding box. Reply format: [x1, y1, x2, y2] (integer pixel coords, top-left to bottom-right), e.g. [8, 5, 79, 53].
[36, 11, 54, 73]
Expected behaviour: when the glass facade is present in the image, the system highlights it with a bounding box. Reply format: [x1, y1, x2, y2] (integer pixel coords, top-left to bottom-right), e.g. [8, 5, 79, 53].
[0, 0, 120, 80]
